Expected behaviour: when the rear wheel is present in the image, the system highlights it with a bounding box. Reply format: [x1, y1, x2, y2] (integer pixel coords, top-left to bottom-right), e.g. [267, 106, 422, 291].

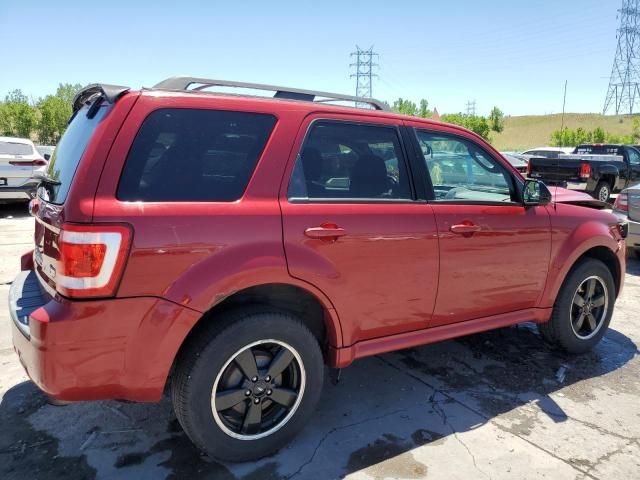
[594, 181, 611, 203]
[171, 308, 324, 462]
[538, 258, 615, 353]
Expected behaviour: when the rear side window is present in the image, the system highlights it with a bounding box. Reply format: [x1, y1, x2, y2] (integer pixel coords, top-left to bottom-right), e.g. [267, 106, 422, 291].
[41, 103, 110, 204]
[0, 141, 33, 155]
[288, 121, 412, 201]
[117, 109, 276, 202]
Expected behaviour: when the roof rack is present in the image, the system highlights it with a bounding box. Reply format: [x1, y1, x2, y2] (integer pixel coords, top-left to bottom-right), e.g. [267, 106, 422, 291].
[153, 76, 389, 111]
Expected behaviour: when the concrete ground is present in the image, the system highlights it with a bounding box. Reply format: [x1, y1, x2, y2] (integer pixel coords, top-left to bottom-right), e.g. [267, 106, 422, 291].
[1, 202, 639, 480]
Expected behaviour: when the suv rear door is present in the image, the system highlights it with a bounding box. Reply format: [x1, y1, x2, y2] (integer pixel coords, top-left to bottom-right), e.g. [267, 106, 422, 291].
[405, 121, 551, 326]
[280, 114, 439, 347]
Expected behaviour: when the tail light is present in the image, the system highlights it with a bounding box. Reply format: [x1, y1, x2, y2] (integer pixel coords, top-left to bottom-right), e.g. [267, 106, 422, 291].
[613, 192, 629, 212]
[9, 159, 48, 166]
[579, 163, 591, 180]
[526, 160, 532, 176]
[56, 224, 132, 298]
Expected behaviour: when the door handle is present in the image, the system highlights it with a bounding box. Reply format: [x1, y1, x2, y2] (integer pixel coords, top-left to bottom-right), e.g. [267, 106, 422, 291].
[304, 224, 347, 240]
[450, 223, 481, 235]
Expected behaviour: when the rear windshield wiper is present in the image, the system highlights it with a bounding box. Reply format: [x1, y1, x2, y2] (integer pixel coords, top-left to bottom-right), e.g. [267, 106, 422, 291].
[32, 171, 61, 186]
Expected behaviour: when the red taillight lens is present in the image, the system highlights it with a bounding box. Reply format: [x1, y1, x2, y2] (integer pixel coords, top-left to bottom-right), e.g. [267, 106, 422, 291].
[613, 192, 629, 212]
[580, 163, 591, 179]
[9, 159, 47, 166]
[56, 224, 132, 298]
[526, 160, 532, 176]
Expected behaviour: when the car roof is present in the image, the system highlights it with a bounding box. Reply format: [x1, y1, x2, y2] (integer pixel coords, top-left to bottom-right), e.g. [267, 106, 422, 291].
[0, 136, 34, 145]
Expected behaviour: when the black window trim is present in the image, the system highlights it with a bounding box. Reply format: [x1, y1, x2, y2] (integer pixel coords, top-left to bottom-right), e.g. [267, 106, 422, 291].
[115, 107, 278, 203]
[287, 117, 421, 204]
[408, 127, 525, 206]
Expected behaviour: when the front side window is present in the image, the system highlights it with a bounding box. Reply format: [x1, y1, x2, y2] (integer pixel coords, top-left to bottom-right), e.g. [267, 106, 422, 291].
[117, 109, 276, 202]
[288, 121, 412, 201]
[415, 130, 513, 202]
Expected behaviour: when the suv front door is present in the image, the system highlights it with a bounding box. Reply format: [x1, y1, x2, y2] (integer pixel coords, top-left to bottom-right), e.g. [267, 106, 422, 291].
[280, 115, 439, 347]
[407, 123, 552, 327]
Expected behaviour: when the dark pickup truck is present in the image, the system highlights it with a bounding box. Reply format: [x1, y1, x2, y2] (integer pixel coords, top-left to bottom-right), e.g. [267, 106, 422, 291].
[528, 144, 640, 202]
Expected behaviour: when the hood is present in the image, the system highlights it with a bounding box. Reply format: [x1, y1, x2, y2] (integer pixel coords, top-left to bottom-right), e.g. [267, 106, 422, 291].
[550, 187, 608, 209]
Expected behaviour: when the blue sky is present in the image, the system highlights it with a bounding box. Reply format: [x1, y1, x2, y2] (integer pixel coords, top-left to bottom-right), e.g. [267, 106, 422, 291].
[1, 0, 621, 116]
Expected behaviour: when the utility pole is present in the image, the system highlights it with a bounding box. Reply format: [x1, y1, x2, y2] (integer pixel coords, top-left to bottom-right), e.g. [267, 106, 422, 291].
[603, 0, 640, 114]
[466, 100, 477, 116]
[560, 80, 568, 147]
[350, 46, 379, 107]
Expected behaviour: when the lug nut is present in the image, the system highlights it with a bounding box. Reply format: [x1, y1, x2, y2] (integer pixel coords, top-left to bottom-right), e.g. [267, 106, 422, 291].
[266, 389, 272, 396]
[265, 375, 271, 382]
[254, 398, 260, 404]
[251, 376, 258, 382]
[245, 390, 251, 396]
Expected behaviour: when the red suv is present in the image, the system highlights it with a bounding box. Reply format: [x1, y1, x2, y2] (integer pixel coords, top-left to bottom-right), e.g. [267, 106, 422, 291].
[9, 77, 626, 462]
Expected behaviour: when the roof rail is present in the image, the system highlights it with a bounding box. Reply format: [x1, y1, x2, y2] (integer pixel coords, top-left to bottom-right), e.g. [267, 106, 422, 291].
[153, 76, 389, 111]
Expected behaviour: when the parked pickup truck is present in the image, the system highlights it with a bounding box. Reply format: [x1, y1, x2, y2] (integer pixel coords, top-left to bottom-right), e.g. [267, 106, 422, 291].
[528, 144, 640, 202]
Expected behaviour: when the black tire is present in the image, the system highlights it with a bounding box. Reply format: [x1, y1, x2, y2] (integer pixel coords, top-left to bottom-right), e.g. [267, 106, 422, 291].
[538, 258, 615, 354]
[634, 249, 640, 261]
[171, 307, 324, 462]
[593, 181, 611, 203]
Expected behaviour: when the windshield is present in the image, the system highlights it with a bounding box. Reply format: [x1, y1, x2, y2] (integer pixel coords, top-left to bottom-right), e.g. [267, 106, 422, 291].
[0, 141, 33, 155]
[40, 102, 111, 204]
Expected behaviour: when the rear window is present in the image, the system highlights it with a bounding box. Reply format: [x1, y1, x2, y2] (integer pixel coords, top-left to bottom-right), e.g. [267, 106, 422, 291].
[117, 109, 276, 202]
[0, 141, 33, 155]
[41, 102, 111, 204]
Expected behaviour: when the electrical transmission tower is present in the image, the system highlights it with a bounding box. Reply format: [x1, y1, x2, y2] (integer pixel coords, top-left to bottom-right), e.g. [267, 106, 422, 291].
[466, 100, 477, 116]
[350, 46, 379, 105]
[603, 0, 640, 115]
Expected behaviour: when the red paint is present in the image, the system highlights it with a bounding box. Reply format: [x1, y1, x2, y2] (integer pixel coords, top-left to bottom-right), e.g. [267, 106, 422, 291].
[11, 88, 625, 402]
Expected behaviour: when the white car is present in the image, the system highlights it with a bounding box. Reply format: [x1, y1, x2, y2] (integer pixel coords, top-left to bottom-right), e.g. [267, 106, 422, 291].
[613, 183, 640, 260]
[520, 147, 574, 159]
[0, 137, 47, 202]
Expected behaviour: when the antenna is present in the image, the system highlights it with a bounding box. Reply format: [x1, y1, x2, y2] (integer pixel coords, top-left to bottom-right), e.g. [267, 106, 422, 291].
[350, 46, 379, 108]
[603, 0, 640, 114]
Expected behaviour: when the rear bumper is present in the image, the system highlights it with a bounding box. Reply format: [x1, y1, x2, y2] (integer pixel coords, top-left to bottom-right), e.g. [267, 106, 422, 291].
[613, 211, 640, 250]
[0, 181, 39, 200]
[9, 270, 201, 402]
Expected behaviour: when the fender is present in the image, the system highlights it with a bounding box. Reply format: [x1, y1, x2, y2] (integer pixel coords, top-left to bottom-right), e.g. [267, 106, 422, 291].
[539, 218, 621, 308]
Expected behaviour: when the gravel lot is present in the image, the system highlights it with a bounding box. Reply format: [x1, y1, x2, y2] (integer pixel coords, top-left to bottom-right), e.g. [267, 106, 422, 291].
[1, 202, 639, 480]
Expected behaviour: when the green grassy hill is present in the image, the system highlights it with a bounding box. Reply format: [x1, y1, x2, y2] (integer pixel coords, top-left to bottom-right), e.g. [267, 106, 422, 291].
[491, 113, 635, 151]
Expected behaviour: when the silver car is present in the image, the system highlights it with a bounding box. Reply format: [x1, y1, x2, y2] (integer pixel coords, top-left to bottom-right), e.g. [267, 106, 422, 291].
[613, 183, 640, 259]
[0, 137, 47, 202]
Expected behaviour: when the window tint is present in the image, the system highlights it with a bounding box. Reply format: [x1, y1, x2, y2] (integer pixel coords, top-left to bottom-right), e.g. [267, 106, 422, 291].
[117, 109, 276, 202]
[288, 121, 411, 201]
[40, 102, 110, 204]
[628, 148, 640, 165]
[0, 141, 33, 155]
[415, 130, 513, 202]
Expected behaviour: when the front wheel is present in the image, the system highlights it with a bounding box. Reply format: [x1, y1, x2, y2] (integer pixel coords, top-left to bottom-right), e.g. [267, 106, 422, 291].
[538, 258, 615, 354]
[171, 308, 324, 462]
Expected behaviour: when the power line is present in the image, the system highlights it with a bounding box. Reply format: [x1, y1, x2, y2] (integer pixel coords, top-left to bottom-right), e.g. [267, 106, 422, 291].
[350, 45, 379, 106]
[603, 0, 640, 114]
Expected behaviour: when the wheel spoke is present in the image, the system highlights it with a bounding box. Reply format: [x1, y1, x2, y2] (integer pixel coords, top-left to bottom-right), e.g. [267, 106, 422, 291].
[592, 294, 606, 308]
[586, 313, 597, 330]
[269, 388, 298, 408]
[267, 349, 295, 379]
[234, 349, 258, 380]
[585, 279, 597, 299]
[215, 389, 248, 411]
[573, 312, 586, 331]
[573, 293, 586, 308]
[241, 401, 262, 434]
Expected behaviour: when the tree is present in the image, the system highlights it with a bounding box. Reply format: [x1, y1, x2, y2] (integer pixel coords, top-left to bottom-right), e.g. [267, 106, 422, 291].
[441, 113, 492, 141]
[392, 98, 432, 118]
[489, 106, 504, 133]
[36, 83, 83, 144]
[0, 89, 37, 138]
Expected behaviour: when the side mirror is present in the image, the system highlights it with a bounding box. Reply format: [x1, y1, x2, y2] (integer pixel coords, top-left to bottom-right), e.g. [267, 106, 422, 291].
[523, 179, 552, 206]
